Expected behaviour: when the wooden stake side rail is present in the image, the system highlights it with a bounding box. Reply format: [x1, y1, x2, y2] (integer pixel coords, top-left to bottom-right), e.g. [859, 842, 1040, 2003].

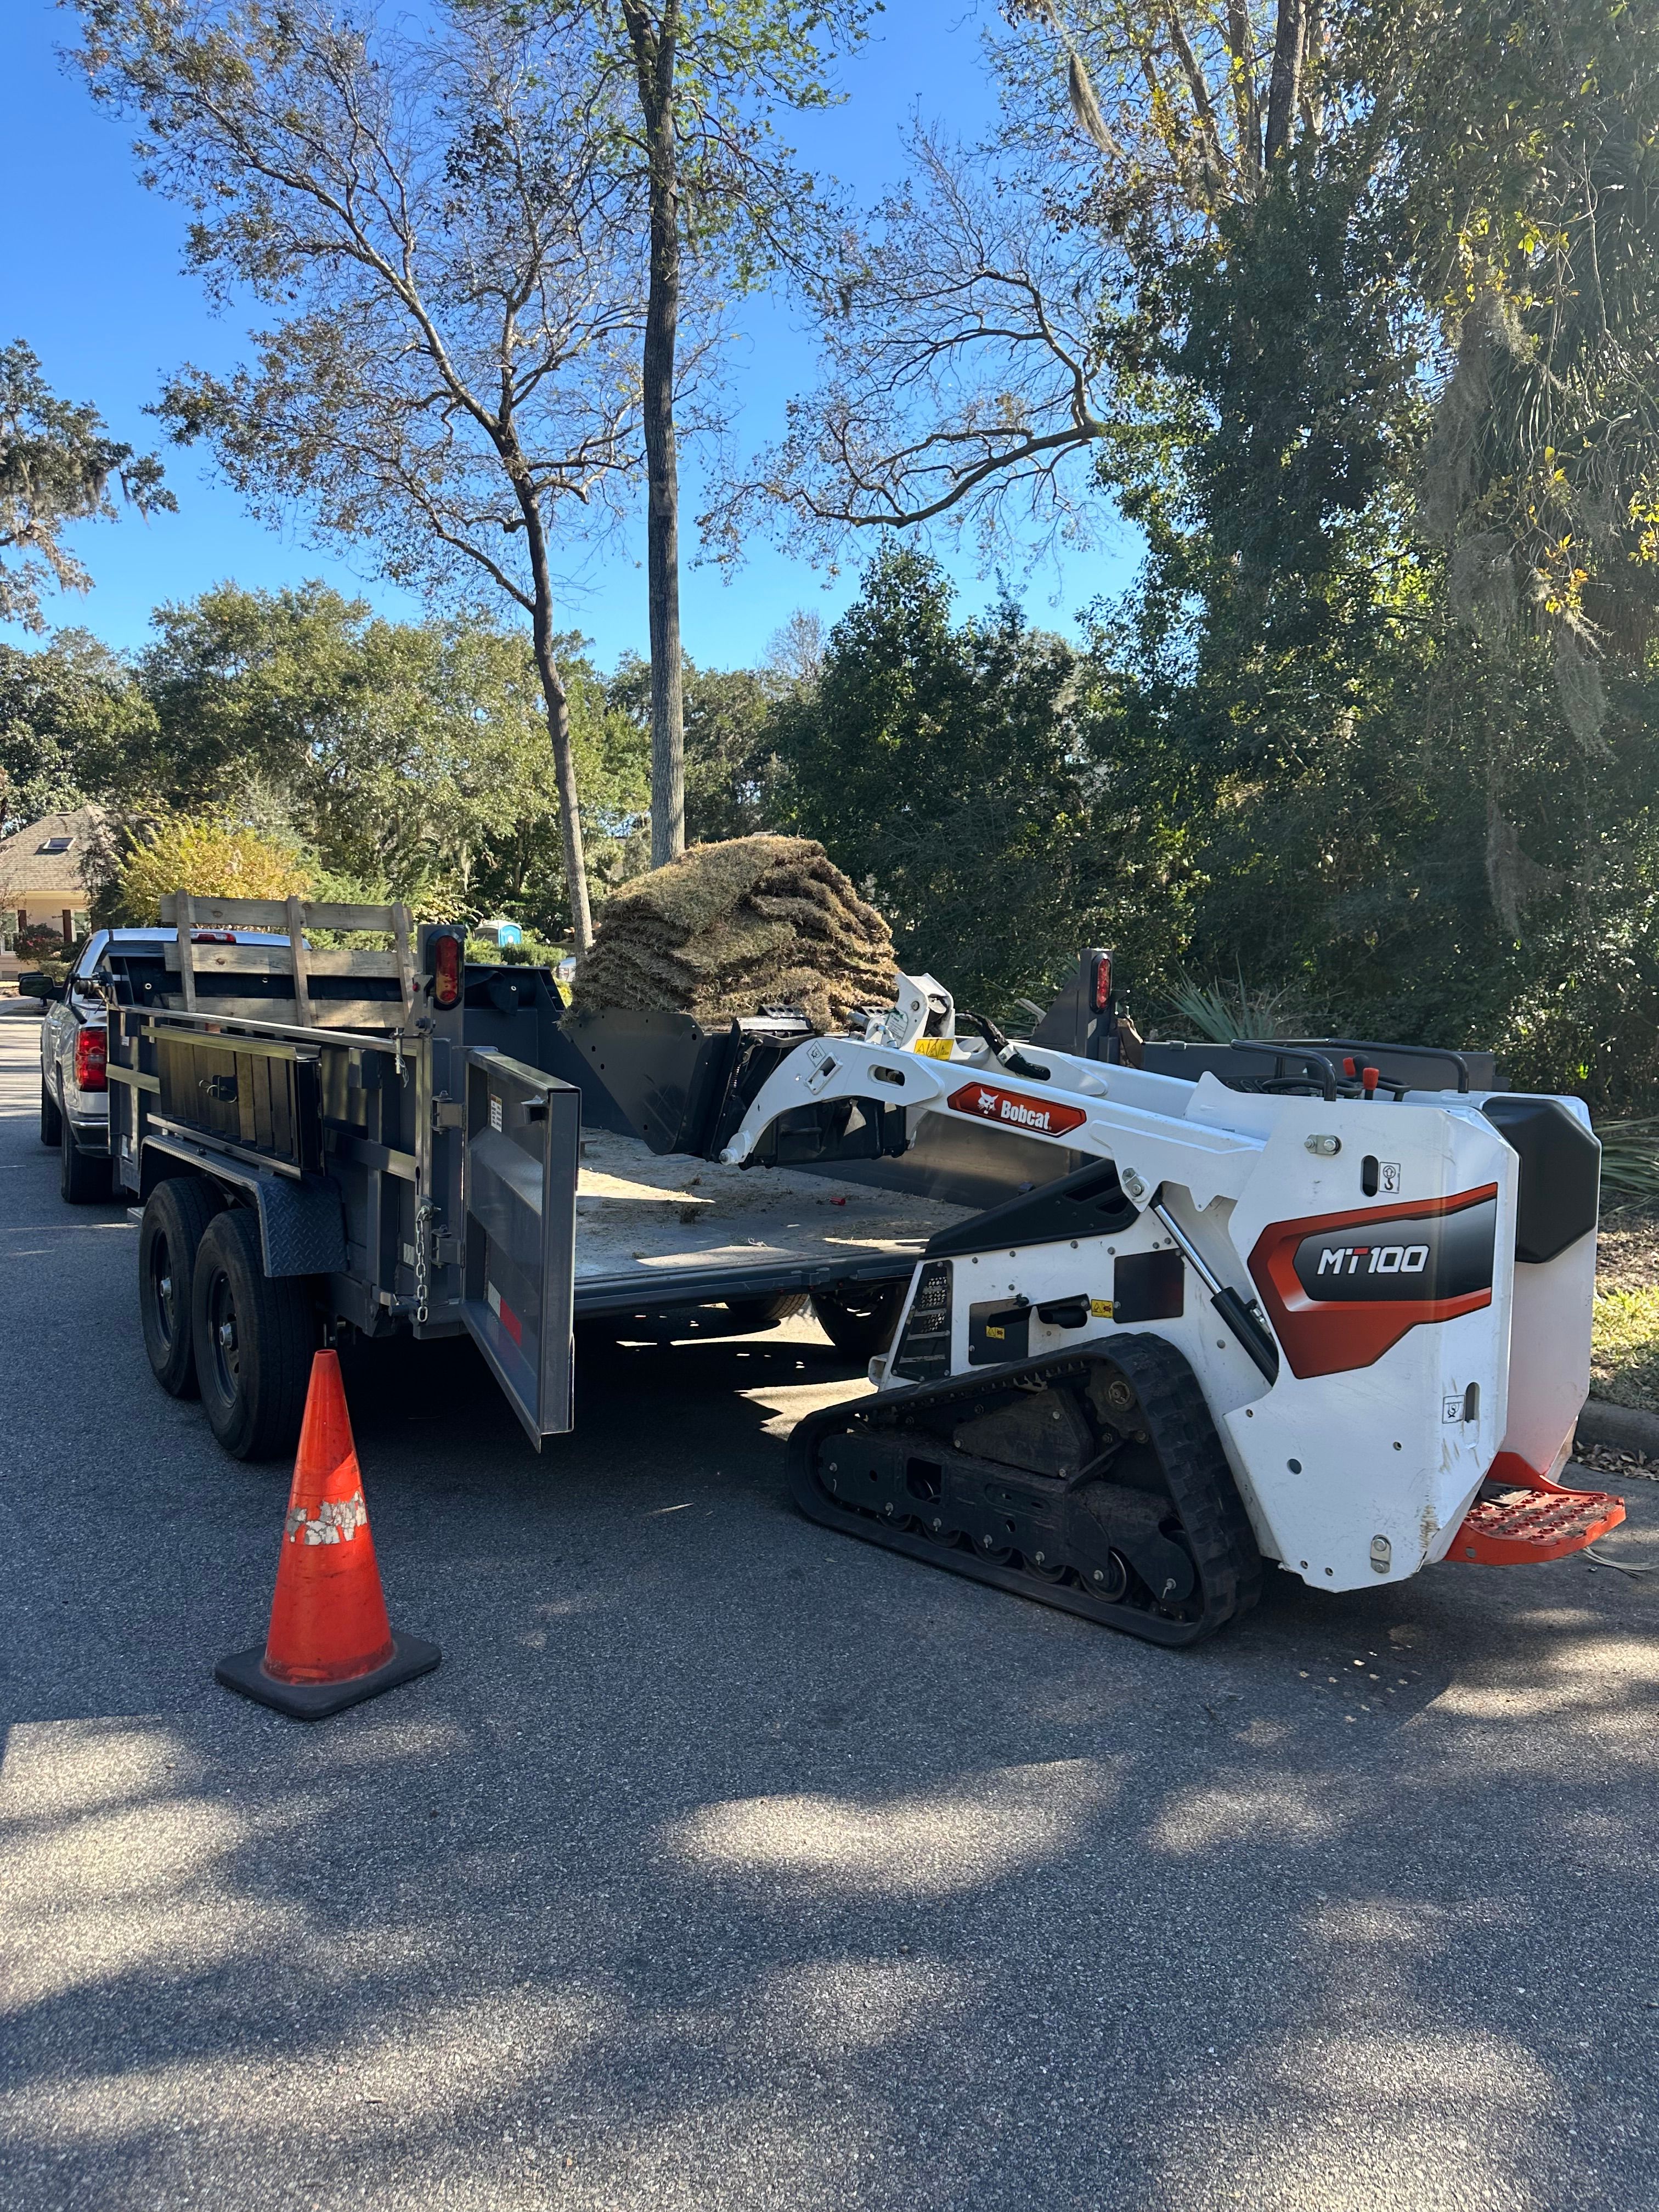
[161, 945, 404, 977]
[159, 893, 416, 934]
[158, 891, 417, 1030]
[118, 1006, 407, 1057]
[145, 995, 410, 1030]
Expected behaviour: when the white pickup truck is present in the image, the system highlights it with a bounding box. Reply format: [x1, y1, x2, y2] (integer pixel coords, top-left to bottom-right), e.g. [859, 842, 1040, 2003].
[33, 927, 289, 1201]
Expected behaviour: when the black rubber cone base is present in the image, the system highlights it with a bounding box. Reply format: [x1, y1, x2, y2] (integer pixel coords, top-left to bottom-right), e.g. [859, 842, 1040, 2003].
[215, 1632, 442, 1720]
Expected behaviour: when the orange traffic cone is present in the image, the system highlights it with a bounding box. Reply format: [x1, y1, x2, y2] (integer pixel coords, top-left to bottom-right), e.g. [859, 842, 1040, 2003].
[216, 1351, 440, 1719]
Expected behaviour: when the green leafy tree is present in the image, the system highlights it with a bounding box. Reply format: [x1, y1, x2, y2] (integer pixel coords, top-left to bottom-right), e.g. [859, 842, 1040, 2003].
[127, 582, 647, 939]
[1083, 129, 1659, 1107]
[1391, 1, 1659, 685]
[744, 1, 1659, 1105]
[0, 342, 174, 634]
[774, 544, 1146, 1015]
[608, 651, 785, 843]
[0, 630, 157, 831]
[104, 815, 312, 926]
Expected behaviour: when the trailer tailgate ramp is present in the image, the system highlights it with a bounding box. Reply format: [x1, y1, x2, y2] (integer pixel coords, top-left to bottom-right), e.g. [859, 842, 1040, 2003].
[461, 1048, 580, 1447]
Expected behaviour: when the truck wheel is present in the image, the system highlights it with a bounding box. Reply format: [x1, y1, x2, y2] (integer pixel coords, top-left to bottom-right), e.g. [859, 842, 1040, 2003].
[810, 1280, 907, 1360]
[190, 1206, 316, 1460]
[59, 1108, 111, 1204]
[139, 1176, 226, 1398]
[40, 1081, 62, 1147]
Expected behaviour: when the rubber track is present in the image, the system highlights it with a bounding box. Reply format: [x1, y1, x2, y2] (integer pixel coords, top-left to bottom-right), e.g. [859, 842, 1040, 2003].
[788, 1332, 1263, 1646]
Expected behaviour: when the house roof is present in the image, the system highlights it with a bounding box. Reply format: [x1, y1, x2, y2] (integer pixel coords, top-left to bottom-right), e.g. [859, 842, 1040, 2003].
[0, 805, 111, 904]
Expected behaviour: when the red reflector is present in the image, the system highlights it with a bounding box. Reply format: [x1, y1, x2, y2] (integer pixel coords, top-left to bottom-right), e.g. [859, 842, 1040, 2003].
[432, 933, 462, 1008]
[1092, 953, 1113, 1011]
[75, 1026, 107, 1092]
[488, 1282, 523, 1345]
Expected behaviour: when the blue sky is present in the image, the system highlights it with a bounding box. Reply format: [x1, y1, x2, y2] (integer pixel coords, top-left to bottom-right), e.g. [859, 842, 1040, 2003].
[3, 0, 1136, 673]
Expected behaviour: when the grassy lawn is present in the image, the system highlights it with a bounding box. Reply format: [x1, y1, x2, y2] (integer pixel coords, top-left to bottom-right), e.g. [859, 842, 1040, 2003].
[1592, 1204, 1659, 1412]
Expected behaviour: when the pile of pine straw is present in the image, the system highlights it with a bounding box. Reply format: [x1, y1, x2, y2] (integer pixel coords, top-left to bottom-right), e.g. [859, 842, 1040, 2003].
[571, 836, 897, 1032]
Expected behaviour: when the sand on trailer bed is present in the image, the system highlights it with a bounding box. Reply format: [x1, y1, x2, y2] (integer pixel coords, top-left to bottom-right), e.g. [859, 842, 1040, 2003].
[573, 1128, 973, 1285]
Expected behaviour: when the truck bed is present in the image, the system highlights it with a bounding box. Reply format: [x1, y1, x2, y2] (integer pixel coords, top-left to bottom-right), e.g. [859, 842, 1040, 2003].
[572, 1130, 973, 1313]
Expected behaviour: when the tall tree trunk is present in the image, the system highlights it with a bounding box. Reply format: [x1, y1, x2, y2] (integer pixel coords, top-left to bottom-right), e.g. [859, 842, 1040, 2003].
[1224, 2, 1264, 189]
[627, 0, 685, 868]
[523, 517, 594, 954]
[1265, 0, 1306, 164]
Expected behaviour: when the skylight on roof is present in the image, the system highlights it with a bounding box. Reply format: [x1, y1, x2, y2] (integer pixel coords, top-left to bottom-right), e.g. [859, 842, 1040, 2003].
[37, 836, 72, 854]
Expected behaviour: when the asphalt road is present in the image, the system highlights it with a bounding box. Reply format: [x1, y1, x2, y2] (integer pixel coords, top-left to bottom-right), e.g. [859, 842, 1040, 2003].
[3, 1001, 1658, 2212]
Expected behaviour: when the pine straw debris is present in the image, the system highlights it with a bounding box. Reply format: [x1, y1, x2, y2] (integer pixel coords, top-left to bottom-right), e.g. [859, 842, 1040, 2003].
[570, 836, 898, 1034]
[1574, 1442, 1659, 1486]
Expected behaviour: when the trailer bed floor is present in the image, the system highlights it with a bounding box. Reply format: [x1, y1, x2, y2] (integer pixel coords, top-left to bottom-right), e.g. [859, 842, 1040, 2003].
[573, 1130, 971, 1294]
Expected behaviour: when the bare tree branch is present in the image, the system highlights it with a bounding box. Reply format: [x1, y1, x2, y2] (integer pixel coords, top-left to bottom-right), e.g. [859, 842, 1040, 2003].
[726, 4, 1406, 563]
[706, 127, 1121, 563]
[70, 0, 648, 948]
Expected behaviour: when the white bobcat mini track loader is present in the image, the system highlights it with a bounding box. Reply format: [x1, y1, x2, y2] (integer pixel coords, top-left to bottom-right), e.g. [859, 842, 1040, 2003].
[693, 956, 1623, 1645]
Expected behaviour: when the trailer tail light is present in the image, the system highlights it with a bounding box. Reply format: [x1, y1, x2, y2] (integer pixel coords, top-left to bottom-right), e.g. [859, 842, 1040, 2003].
[75, 1026, 107, 1092]
[431, 930, 464, 1008]
[1091, 951, 1113, 1011]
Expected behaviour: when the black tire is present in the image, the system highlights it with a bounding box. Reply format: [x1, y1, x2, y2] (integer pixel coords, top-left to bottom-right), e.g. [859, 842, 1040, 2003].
[138, 1176, 226, 1398]
[59, 1105, 111, 1204]
[190, 1206, 317, 1460]
[810, 1279, 908, 1360]
[720, 1293, 809, 1331]
[40, 1080, 62, 1147]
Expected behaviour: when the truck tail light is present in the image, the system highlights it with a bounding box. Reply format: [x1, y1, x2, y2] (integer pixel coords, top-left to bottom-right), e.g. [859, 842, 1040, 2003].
[75, 1026, 107, 1092]
[432, 931, 463, 1008]
[1092, 951, 1114, 1011]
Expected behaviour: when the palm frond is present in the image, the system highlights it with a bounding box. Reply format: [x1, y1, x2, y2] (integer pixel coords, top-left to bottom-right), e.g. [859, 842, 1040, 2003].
[1595, 1119, 1659, 1205]
[1166, 964, 1300, 1043]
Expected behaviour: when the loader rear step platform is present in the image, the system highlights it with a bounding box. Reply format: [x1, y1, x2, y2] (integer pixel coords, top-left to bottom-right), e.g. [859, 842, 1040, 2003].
[788, 1335, 1262, 1645]
[1451, 1477, 1626, 1566]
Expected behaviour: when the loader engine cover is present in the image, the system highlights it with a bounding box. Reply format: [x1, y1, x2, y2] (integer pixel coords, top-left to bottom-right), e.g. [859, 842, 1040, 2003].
[1291, 1194, 1497, 1301]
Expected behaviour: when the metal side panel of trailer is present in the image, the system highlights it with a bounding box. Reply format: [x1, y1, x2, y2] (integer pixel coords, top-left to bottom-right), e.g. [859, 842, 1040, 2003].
[106, 1000, 588, 1447]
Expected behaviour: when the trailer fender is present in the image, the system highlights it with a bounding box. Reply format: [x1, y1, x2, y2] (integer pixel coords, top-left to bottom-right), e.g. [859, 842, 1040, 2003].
[141, 1132, 347, 1277]
[251, 1176, 349, 1277]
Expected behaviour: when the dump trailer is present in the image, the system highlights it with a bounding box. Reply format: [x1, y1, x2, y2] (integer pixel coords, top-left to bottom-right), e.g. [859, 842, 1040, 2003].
[101, 896, 968, 1458]
[105, 907, 1623, 1643]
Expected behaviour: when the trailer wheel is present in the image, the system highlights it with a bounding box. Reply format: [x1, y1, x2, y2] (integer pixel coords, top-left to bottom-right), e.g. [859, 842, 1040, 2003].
[138, 1176, 226, 1398]
[810, 1279, 907, 1360]
[59, 1107, 111, 1205]
[720, 1293, 809, 1331]
[40, 1080, 62, 1147]
[190, 1206, 316, 1460]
